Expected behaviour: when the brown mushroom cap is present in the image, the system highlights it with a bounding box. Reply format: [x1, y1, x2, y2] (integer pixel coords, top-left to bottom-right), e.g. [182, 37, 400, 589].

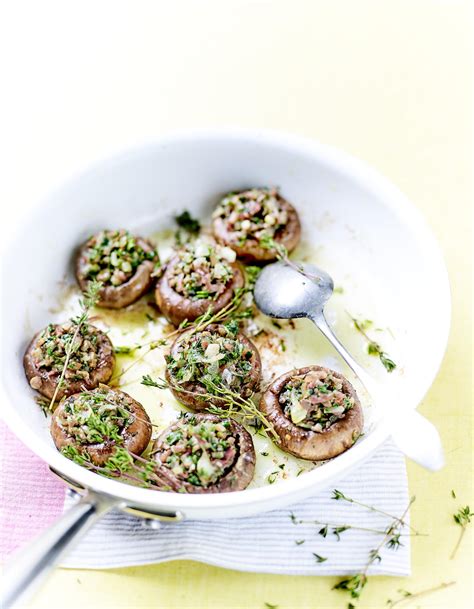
[166, 324, 262, 411]
[23, 322, 115, 402]
[212, 192, 301, 263]
[51, 387, 152, 466]
[259, 365, 363, 461]
[151, 413, 256, 493]
[76, 232, 158, 309]
[155, 257, 245, 327]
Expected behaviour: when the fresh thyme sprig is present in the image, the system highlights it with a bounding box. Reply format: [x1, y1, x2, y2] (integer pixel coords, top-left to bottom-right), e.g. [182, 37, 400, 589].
[140, 374, 278, 441]
[333, 496, 415, 600]
[332, 489, 415, 531]
[347, 314, 396, 373]
[47, 280, 103, 410]
[289, 514, 423, 540]
[450, 505, 473, 559]
[386, 581, 456, 608]
[141, 374, 168, 389]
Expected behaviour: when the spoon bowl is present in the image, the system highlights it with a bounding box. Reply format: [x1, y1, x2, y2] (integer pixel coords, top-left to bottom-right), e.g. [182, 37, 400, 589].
[254, 261, 334, 319]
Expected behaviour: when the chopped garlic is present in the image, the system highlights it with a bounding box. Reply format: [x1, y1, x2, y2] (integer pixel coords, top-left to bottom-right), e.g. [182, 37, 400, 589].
[204, 343, 220, 359]
[219, 246, 237, 262]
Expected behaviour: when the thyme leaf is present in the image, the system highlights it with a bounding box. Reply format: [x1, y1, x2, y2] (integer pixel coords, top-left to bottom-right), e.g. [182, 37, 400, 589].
[141, 375, 168, 389]
[450, 505, 473, 559]
[313, 553, 328, 563]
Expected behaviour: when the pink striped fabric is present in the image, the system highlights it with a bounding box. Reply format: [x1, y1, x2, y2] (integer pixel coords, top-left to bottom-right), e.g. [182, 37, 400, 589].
[0, 420, 65, 561]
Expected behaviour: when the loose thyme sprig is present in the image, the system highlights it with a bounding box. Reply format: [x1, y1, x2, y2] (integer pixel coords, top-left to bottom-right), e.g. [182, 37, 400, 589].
[346, 314, 396, 373]
[333, 496, 415, 600]
[332, 489, 415, 531]
[386, 581, 456, 608]
[47, 280, 103, 410]
[140, 374, 278, 441]
[289, 514, 423, 540]
[450, 505, 473, 559]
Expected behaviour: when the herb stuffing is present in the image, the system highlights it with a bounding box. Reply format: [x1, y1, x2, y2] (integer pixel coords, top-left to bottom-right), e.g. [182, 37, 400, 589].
[212, 187, 290, 245]
[31, 322, 102, 380]
[79, 229, 158, 287]
[166, 323, 258, 400]
[57, 388, 135, 448]
[168, 240, 237, 300]
[279, 369, 354, 431]
[152, 415, 237, 488]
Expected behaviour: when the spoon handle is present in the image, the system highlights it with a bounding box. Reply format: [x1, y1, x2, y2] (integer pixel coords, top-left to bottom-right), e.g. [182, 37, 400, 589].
[308, 311, 444, 471]
[308, 311, 379, 397]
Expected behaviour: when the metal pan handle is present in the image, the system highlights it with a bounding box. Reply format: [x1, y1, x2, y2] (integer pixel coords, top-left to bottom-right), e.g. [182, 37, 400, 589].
[2, 490, 117, 608]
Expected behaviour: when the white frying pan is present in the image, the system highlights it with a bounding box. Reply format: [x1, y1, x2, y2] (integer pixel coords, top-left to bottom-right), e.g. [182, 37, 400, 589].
[0, 129, 450, 606]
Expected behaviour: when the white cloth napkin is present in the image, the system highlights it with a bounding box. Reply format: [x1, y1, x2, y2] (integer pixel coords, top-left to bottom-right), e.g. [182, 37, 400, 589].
[61, 440, 410, 576]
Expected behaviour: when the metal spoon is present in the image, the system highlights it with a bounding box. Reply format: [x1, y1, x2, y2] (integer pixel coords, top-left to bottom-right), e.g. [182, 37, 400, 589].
[254, 261, 444, 470]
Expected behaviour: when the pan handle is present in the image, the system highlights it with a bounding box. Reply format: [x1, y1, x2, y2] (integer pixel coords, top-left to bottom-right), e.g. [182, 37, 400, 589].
[2, 490, 117, 608]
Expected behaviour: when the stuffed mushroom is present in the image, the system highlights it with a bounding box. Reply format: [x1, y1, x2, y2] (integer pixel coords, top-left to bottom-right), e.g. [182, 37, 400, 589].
[166, 322, 261, 411]
[24, 321, 115, 401]
[76, 229, 159, 308]
[259, 366, 363, 461]
[155, 240, 245, 326]
[151, 413, 255, 493]
[212, 187, 301, 262]
[51, 386, 152, 466]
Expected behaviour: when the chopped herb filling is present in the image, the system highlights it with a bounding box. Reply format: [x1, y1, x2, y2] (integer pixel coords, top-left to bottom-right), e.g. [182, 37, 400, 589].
[81, 229, 157, 287]
[154, 414, 236, 487]
[58, 387, 134, 446]
[212, 187, 289, 244]
[30, 322, 103, 386]
[167, 324, 255, 398]
[168, 240, 236, 300]
[279, 369, 354, 432]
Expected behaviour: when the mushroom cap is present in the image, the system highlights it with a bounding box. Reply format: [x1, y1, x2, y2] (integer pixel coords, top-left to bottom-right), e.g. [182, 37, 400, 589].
[23, 322, 115, 401]
[51, 387, 152, 466]
[155, 258, 245, 327]
[259, 365, 363, 461]
[166, 323, 262, 411]
[76, 233, 157, 309]
[212, 193, 301, 263]
[152, 413, 256, 493]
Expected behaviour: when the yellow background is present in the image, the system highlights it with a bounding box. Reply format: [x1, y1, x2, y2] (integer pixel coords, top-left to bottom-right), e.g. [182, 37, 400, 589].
[1, 1, 471, 608]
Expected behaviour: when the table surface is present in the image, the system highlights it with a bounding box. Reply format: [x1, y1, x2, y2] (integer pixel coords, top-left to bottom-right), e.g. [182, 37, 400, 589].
[0, 1, 472, 608]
